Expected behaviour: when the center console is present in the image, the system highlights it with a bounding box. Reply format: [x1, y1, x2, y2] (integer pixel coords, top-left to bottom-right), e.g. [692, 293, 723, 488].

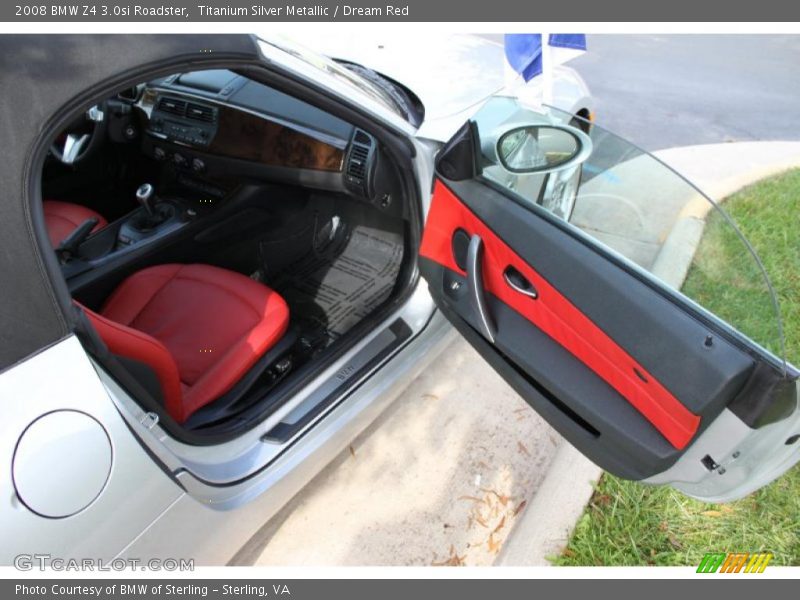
[59, 182, 198, 286]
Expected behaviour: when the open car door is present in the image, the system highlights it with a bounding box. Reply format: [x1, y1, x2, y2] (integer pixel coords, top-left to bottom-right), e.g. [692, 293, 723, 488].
[419, 97, 800, 502]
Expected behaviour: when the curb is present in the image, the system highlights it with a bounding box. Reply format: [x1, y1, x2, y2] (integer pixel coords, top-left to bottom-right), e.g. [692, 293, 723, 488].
[650, 215, 706, 289]
[496, 441, 602, 565]
[652, 142, 800, 289]
[654, 141, 800, 204]
[497, 141, 800, 566]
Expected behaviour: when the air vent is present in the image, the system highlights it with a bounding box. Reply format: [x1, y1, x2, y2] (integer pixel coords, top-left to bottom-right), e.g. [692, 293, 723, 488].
[347, 145, 370, 180]
[157, 97, 187, 116]
[186, 102, 215, 123]
[353, 130, 372, 146]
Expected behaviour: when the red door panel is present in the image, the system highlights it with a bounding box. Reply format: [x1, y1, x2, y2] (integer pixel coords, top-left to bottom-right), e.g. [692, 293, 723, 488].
[420, 180, 700, 449]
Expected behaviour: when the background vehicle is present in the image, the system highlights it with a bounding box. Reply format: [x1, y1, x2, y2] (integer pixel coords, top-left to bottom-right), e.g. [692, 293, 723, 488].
[1, 35, 796, 566]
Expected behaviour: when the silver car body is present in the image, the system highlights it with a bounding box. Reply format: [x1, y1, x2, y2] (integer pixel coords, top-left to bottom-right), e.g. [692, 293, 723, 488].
[3, 34, 797, 568]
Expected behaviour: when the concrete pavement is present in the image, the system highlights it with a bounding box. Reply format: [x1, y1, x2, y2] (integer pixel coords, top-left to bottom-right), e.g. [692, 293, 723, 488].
[572, 141, 800, 272]
[233, 141, 800, 566]
[234, 336, 560, 566]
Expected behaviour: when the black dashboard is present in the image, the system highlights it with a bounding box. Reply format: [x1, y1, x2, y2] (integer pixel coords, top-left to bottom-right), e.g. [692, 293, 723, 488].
[128, 69, 402, 214]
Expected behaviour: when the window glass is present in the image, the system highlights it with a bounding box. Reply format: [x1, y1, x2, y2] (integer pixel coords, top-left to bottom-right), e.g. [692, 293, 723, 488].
[473, 97, 786, 368]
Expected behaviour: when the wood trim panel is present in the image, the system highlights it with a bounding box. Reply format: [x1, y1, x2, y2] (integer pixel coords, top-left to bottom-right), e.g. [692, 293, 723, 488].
[209, 106, 345, 172]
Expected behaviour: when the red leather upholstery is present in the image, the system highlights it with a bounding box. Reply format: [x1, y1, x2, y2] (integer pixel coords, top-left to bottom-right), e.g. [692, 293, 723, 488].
[85, 264, 290, 423]
[43, 199, 107, 247]
[81, 305, 183, 416]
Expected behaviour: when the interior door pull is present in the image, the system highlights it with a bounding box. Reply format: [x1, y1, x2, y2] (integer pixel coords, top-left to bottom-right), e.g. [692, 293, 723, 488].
[467, 234, 496, 343]
[504, 266, 539, 299]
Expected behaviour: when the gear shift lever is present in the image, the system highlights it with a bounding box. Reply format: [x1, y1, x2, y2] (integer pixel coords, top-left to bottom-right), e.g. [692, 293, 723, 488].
[136, 183, 155, 218]
[123, 182, 176, 242]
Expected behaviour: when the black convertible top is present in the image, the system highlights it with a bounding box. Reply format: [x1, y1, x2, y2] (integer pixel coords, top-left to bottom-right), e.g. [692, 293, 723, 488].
[0, 35, 260, 371]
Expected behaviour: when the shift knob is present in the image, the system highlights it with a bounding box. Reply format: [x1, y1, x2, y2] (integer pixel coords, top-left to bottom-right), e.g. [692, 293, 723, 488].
[135, 183, 155, 217]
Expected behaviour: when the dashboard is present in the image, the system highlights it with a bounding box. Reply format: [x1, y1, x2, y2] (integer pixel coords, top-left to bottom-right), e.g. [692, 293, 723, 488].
[131, 69, 401, 213]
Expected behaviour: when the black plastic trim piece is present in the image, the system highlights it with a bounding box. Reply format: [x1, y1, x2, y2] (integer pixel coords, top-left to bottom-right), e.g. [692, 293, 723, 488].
[435, 120, 481, 182]
[451, 228, 470, 272]
[728, 361, 798, 428]
[496, 344, 600, 438]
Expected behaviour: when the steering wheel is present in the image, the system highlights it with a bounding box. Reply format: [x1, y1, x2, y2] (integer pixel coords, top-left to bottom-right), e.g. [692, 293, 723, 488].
[50, 102, 107, 165]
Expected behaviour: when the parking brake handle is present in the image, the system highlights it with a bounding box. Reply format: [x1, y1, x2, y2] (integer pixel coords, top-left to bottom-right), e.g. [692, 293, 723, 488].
[56, 217, 98, 262]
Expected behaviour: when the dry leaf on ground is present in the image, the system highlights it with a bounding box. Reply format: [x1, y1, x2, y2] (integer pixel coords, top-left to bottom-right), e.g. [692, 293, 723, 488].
[458, 495, 485, 504]
[492, 516, 506, 535]
[487, 533, 502, 554]
[482, 488, 510, 506]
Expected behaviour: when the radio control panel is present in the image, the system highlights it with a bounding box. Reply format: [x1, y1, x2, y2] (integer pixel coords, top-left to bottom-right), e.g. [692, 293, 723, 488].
[147, 95, 218, 148]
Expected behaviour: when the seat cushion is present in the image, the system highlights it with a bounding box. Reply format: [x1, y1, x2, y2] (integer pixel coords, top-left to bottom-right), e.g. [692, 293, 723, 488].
[101, 264, 290, 422]
[43, 199, 107, 247]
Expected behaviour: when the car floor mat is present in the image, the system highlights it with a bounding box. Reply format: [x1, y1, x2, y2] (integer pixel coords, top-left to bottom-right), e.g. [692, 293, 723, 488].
[268, 223, 404, 350]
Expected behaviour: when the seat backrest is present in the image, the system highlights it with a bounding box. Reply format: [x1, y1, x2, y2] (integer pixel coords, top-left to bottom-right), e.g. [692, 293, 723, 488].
[78, 303, 186, 422]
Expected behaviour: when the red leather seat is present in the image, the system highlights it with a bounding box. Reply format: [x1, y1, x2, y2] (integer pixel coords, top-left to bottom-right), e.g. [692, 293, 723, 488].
[81, 264, 290, 423]
[43, 199, 107, 247]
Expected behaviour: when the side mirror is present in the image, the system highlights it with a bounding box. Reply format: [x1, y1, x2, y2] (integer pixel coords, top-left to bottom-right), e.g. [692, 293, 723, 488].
[495, 125, 591, 174]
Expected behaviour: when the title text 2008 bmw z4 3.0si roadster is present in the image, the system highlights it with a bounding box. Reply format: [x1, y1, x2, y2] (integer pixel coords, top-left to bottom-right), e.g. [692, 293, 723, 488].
[1, 34, 798, 565]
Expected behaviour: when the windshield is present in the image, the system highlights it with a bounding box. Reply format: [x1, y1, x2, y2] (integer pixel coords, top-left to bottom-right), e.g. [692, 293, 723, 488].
[475, 98, 787, 372]
[257, 35, 405, 119]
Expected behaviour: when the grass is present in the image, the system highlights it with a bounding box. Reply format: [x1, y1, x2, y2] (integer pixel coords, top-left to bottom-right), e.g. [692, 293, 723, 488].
[554, 169, 800, 566]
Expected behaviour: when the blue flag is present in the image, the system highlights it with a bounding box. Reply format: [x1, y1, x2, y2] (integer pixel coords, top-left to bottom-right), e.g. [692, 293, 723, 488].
[504, 34, 587, 82]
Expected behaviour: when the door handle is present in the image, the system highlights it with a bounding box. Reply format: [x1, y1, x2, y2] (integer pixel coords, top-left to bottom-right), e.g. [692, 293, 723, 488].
[503, 266, 539, 299]
[467, 234, 496, 343]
